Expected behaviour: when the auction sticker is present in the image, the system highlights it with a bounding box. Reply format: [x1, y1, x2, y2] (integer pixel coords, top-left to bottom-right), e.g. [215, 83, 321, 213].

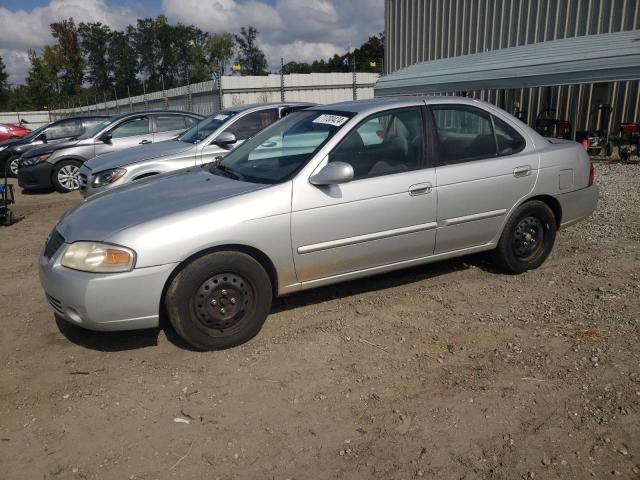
[313, 114, 349, 127]
[214, 114, 229, 120]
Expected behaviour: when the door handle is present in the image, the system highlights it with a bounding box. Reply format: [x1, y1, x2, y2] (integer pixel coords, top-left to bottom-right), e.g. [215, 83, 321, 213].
[513, 165, 531, 177]
[139, 139, 152, 145]
[408, 182, 432, 196]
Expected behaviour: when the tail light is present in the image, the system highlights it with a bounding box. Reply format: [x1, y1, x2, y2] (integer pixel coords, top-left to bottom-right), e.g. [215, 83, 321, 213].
[588, 163, 595, 187]
[581, 139, 589, 150]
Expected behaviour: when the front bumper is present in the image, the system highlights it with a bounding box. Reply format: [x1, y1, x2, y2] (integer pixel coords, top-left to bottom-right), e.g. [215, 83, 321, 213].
[39, 243, 178, 331]
[18, 161, 54, 190]
[557, 184, 599, 228]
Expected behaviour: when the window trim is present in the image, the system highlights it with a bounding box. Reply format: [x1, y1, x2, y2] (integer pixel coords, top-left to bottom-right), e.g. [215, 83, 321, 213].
[327, 105, 429, 182]
[428, 104, 526, 167]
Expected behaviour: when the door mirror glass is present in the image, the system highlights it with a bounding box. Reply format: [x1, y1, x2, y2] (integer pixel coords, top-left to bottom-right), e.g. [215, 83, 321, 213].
[35, 132, 47, 142]
[213, 131, 237, 147]
[99, 132, 112, 143]
[310, 161, 354, 185]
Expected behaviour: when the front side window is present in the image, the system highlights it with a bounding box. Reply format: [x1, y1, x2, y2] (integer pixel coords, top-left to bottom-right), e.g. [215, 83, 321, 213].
[329, 107, 425, 180]
[156, 115, 188, 133]
[211, 110, 353, 184]
[431, 105, 496, 164]
[227, 109, 279, 141]
[110, 116, 150, 138]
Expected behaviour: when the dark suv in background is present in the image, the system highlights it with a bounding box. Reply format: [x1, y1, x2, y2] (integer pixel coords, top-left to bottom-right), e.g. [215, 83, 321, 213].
[18, 110, 203, 192]
[0, 115, 108, 177]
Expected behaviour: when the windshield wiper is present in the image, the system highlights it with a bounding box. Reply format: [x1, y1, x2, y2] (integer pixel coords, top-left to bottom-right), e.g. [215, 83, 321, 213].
[213, 164, 244, 180]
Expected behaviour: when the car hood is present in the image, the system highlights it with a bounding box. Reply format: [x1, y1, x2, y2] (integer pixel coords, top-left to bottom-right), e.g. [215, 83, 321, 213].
[25, 138, 80, 158]
[57, 167, 268, 242]
[84, 140, 194, 172]
[0, 137, 25, 149]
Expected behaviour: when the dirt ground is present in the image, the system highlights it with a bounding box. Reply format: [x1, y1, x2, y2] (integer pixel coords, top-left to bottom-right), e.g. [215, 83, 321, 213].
[0, 162, 638, 480]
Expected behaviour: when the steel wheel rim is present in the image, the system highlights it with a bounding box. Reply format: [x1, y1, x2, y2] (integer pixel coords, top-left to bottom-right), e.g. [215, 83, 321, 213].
[512, 215, 544, 260]
[193, 272, 254, 335]
[9, 158, 19, 176]
[57, 165, 80, 190]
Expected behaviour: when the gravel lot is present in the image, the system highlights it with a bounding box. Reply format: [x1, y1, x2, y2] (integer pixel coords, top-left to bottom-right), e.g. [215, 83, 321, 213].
[0, 162, 638, 479]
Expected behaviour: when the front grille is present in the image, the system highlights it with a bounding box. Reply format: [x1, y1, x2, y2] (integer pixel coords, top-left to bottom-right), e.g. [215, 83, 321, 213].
[46, 294, 65, 315]
[44, 229, 65, 260]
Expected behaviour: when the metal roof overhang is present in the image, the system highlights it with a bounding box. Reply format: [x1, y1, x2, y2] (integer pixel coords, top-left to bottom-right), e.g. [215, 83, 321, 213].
[375, 30, 640, 97]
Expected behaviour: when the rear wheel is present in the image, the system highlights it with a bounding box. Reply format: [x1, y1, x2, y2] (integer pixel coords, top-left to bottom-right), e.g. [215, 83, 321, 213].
[52, 160, 82, 193]
[491, 200, 557, 273]
[165, 251, 272, 350]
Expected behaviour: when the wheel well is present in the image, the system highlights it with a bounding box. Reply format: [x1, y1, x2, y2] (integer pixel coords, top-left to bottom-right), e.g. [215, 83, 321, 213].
[162, 244, 280, 304]
[526, 195, 562, 227]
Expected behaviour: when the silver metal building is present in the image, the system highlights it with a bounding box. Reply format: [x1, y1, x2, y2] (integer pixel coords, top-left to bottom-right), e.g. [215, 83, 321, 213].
[384, 0, 640, 132]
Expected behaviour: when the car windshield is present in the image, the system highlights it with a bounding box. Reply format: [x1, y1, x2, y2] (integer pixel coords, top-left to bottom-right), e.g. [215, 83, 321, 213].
[179, 111, 239, 144]
[77, 119, 112, 140]
[211, 110, 353, 184]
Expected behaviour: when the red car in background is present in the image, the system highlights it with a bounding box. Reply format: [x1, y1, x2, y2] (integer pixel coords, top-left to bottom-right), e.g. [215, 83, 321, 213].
[0, 123, 31, 142]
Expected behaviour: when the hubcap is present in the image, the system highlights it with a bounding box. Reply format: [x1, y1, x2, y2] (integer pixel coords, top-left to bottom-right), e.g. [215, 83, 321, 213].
[9, 158, 19, 176]
[57, 165, 80, 190]
[194, 273, 252, 331]
[513, 216, 544, 259]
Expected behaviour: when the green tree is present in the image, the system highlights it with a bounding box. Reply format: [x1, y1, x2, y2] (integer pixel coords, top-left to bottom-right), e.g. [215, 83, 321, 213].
[234, 26, 267, 75]
[25, 48, 60, 109]
[109, 27, 139, 97]
[50, 18, 84, 96]
[78, 22, 112, 94]
[0, 54, 9, 108]
[205, 33, 235, 75]
[283, 61, 312, 74]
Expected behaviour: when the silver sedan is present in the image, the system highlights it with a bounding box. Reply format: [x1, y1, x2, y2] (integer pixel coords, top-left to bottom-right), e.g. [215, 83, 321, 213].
[40, 96, 598, 350]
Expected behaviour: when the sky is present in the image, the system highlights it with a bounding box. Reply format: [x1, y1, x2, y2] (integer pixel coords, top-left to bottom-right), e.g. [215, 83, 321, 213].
[0, 0, 384, 85]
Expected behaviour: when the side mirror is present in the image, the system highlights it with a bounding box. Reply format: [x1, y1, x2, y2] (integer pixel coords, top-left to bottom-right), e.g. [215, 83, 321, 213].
[99, 132, 112, 143]
[309, 161, 354, 186]
[213, 131, 237, 147]
[35, 132, 47, 143]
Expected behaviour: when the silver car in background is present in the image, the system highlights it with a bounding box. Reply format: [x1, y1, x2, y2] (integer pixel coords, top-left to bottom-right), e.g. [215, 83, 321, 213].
[40, 96, 598, 350]
[79, 103, 314, 197]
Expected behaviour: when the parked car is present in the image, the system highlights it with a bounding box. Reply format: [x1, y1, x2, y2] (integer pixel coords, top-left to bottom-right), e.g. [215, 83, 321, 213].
[79, 103, 315, 197]
[0, 115, 108, 177]
[0, 122, 31, 142]
[18, 110, 204, 193]
[40, 97, 598, 350]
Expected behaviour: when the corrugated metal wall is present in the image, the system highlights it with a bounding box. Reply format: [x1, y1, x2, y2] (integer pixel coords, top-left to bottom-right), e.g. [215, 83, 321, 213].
[385, 0, 640, 132]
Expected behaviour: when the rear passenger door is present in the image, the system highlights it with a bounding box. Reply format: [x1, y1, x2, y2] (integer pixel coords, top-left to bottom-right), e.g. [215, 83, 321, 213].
[430, 104, 538, 254]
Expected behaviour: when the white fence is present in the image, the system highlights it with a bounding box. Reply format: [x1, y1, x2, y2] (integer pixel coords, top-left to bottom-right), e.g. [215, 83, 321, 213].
[0, 110, 52, 130]
[17, 72, 378, 121]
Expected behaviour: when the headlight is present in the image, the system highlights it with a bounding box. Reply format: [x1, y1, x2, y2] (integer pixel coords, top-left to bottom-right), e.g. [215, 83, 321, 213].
[60, 242, 136, 273]
[92, 168, 126, 187]
[0, 145, 6, 152]
[23, 153, 51, 166]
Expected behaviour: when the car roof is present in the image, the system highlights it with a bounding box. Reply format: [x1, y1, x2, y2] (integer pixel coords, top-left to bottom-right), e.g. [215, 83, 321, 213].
[223, 102, 316, 113]
[311, 96, 499, 114]
[107, 110, 205, 121]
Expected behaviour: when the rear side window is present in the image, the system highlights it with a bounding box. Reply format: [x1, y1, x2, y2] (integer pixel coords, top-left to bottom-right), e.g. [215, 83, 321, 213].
[431, 105, 496, 164]
[46, 120, 83, 139]
[156, 115, 188, 133]
[110, 117, 150, 138]
[493, 115, 526, 155]
[227, 109, 279, 140]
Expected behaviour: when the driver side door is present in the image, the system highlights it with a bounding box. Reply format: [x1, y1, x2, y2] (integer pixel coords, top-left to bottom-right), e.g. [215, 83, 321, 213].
[291, 106, 438, 283]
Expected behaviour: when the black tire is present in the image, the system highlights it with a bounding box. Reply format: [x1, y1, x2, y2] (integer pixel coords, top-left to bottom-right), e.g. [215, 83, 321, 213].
[491, 200, 557, 273]
[165, 251, 273, 350]
[52, 159, 82, 193]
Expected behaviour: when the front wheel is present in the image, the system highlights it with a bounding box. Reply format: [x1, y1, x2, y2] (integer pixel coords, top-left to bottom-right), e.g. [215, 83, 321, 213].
[52, 159, 82, 193]
[491, 201, 557, 273]
[7, 156, 20, 177]
[165, 251, 273, 350]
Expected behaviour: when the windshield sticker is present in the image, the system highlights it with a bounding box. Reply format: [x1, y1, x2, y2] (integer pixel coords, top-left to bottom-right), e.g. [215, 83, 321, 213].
[214, 114, 229, 121]
[312, 114, 349, 127]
